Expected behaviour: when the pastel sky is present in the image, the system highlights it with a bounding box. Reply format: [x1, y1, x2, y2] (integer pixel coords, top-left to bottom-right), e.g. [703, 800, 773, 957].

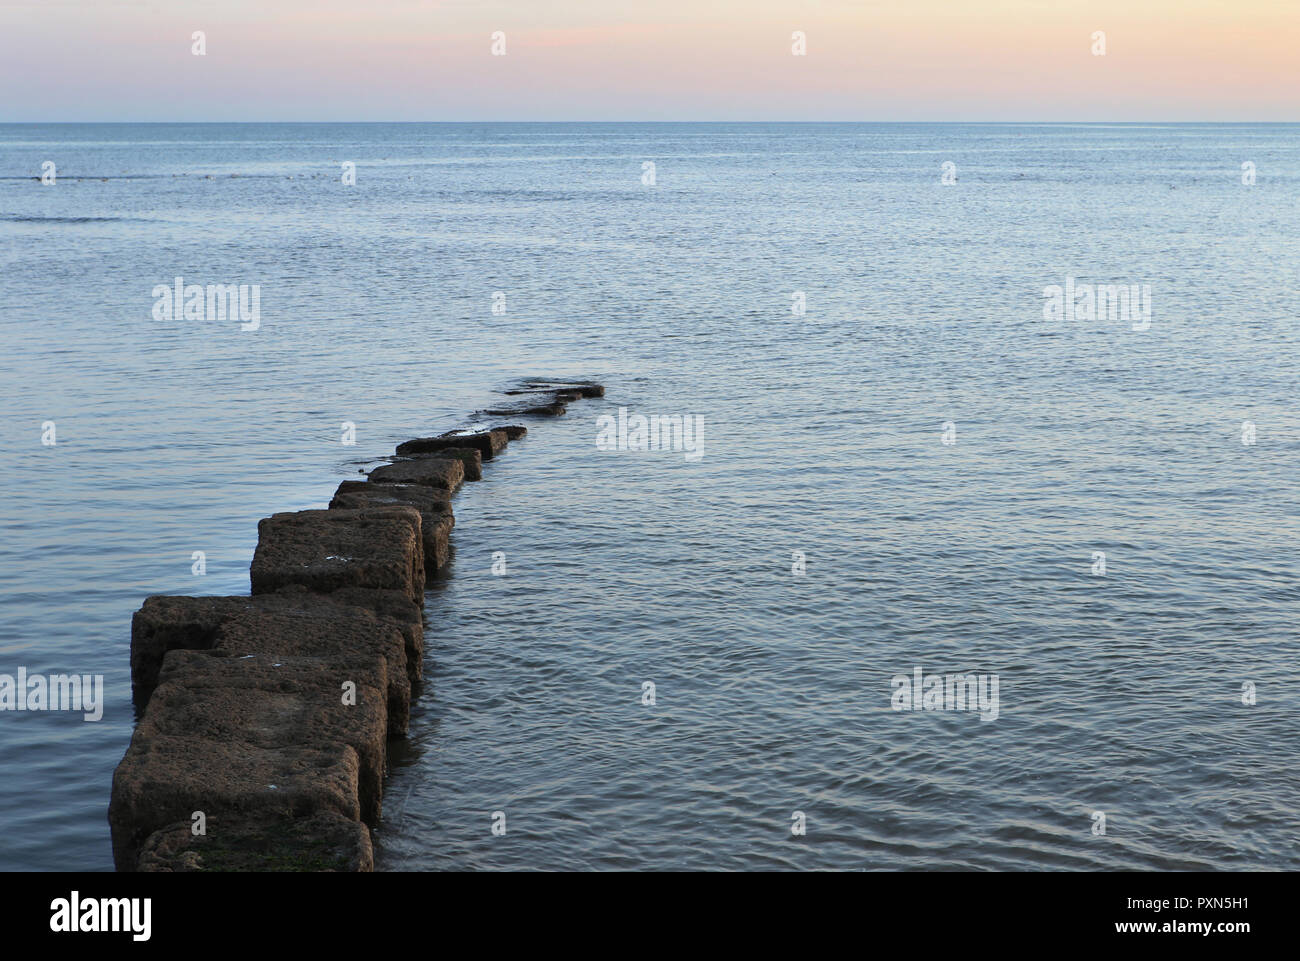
[2, 0, 1296, 121]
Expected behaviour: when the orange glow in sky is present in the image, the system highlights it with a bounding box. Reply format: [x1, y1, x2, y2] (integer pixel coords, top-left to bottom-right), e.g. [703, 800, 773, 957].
[1, 0, 1296, 120]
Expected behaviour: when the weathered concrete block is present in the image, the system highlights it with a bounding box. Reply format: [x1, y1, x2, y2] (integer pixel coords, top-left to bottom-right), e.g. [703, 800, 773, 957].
[330, 481, 454, 574]
[210, 609, 411, 736]
[136, 813, 373, 872]
[483, 398, 566, 417]
[396, 428, 508, 461]
[367, 456, 465, 493]
[131, 589, 423, 706]
[427, 448, 482, 481]
[332, 480, 453, 526]
[511, 380, 604, 398]
[296, 586, 423, 682]
[111, 646, 392, 869]
[130, 596, 248, 702]
[137, 650, 388, 826]
[109, 734, 361, 872]
[250, 507, 424, 606]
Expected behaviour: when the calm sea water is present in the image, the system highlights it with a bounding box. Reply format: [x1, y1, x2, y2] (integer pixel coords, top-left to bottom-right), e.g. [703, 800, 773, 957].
[1, 123, 1297, 871]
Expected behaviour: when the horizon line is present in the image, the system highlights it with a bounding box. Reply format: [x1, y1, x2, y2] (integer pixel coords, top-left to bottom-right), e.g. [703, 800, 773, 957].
[5, 119, 1300, 125]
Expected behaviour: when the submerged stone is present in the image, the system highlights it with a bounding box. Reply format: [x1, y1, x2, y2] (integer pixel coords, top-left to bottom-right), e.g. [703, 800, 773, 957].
[109, 733, 362, 872]
[482, 398, 566, 417]
[109, 646, 394, 870]
[426, 447, 482, 481]
[508, 380, 604, 398]
[136, 812, 372, 873]
[396, 428, 508, 461]
[367, 456, 465, 493]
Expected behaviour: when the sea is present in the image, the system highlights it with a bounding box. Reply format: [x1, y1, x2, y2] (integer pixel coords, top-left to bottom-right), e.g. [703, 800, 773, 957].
[0, 122, 1296, 870]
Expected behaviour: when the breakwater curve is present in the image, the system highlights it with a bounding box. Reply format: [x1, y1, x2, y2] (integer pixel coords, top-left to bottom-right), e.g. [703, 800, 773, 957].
[107, 380, 604, 871]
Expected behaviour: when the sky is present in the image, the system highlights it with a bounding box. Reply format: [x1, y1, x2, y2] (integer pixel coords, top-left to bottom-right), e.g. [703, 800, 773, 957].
[1, 0, 1297, 121]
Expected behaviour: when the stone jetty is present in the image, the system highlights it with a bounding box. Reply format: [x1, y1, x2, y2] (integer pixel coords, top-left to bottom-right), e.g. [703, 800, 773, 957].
[108, 380, 602, 871]
[395, 428, 508, 461]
